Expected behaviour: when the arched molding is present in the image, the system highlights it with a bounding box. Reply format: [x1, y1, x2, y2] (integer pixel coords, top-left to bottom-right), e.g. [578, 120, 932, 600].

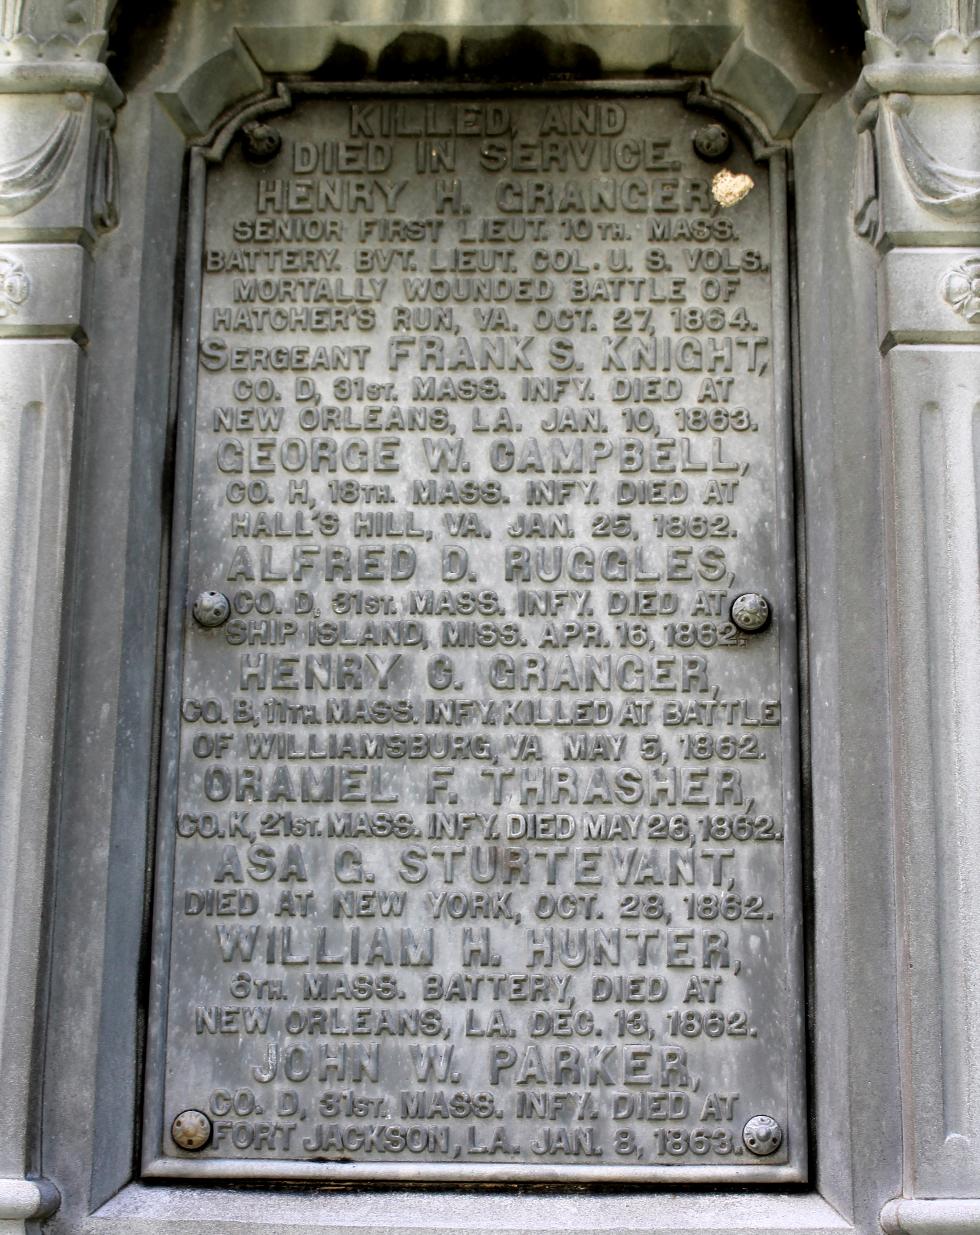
[142, 5, 826, 149]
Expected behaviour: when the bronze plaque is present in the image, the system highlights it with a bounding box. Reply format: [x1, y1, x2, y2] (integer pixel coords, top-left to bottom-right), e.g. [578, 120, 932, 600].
[144, 88, 805, 1183]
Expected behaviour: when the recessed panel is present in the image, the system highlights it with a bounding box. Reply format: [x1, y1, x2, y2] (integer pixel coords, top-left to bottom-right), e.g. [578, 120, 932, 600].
[145, 89, 805, 1183]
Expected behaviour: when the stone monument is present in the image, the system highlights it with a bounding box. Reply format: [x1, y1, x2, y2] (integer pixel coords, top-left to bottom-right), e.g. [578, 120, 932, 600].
[0, 3, 977, 1234]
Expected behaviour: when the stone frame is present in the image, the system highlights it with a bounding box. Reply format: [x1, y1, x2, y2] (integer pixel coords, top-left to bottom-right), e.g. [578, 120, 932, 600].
[6, 2, 970, 1233]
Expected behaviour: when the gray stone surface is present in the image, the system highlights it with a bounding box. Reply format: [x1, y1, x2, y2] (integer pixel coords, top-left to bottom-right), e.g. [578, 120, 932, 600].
[0, 12, 115, 1229]
[0, 1, 973, 1234]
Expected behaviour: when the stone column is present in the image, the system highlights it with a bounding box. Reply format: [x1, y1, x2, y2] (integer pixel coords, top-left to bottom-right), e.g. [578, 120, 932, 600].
[0, 2, 119, 1230]
[855, 2, 980, 1231]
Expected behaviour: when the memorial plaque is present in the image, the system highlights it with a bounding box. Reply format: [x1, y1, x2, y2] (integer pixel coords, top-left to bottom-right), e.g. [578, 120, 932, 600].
[144, 88, 805, 1183]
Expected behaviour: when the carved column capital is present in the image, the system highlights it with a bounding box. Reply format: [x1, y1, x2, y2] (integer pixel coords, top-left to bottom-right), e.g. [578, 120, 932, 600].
[0, 0, 122, 241]
[859, 0, 979, 41]
[853, 0, 980, 108]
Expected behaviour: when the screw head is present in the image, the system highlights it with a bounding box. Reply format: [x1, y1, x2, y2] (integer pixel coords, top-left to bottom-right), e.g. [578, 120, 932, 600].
[192, 589, 230, 628]
[731, 592, 771, 633]
[171, 1109, 212, 1151]
[693, 123, 732, 162]
[742, 1114, 783, 1156]
[242, 121, 282, 163]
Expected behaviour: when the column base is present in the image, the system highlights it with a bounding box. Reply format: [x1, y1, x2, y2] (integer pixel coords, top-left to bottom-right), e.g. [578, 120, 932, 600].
[0, 1177, 60, 1220]
[881, 1199, 980, 1235]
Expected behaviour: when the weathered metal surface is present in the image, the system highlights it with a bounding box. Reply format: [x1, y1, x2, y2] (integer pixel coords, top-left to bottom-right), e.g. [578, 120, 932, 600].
[730, 592, 771, 633]
[170, 1110, 212, 1151]
[145, 89, 805, 1183]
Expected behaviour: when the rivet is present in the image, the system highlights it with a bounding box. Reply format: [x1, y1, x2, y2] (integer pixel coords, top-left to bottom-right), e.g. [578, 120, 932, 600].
[730, 592, 771, 633]
[742, 1114, 783, 1156]
[192, 589, 230, 628]
[242, 121, 282, 164]
[171, 1108, 212, 1151]
[693, 123, 732, 162]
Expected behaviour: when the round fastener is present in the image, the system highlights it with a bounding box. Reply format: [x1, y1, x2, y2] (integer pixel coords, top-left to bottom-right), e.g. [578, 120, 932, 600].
[171, 1109, 212, 1151]
[241, 121, 282, 163]
[192, 589, 230, 628]
[742, 1114, 783, 1156]
[693, 123, 732, 162]
[731, 592, 771, 633]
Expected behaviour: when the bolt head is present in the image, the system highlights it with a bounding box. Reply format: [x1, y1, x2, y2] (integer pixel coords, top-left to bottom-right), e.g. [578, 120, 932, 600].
[242, 121, 282, 163]
[731, 592, 771, 633]
[192, 589, 230, 628]
[693, 123, 732, 162]
[742, 1114, 783, 1156]
[171, 1109, 212, 1151]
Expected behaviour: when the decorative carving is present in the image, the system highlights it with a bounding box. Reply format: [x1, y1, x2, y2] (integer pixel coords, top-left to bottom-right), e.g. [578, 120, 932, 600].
[886, 94, 980, 217]
[91, 98, 117, 231]
[0, 93, 83, 216]
[865, 27, 980, 61]
[853, 118, 881, 240]
[941, 256, 980, 323]
[0, 0, 109, 56]
[0, 27, 106, 59]
[0, 253, 31, 317]
[0, 0, 25, 38]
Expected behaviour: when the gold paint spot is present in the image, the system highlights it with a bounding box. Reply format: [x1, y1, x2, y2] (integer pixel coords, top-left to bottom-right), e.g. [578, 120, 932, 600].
[712, 169, 754, 207]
